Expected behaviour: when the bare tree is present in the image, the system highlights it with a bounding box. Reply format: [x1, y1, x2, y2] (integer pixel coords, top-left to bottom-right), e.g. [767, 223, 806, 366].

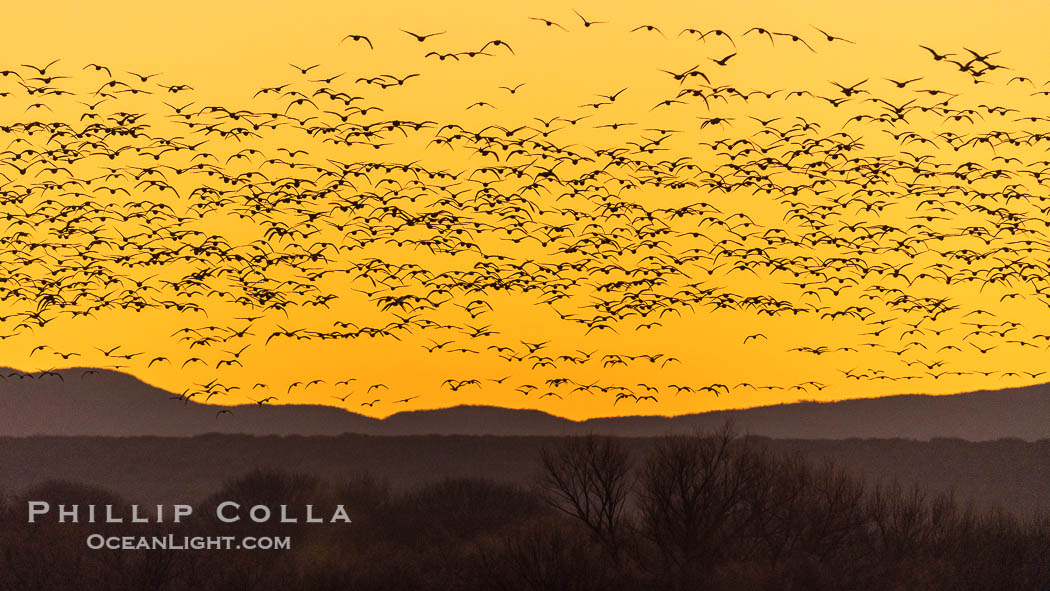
[636, 423, 765, 569]
[748, 450, 813, 567]
[868, 480, 930, 562]
[537, 434, 633, 560]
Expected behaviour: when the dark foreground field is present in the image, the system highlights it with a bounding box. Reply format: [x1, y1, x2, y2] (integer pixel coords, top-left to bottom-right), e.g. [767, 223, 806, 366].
[1, 429, 1047, 591]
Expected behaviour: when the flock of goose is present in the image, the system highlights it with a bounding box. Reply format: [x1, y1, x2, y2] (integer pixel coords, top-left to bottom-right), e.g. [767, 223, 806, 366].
[0, 13, 1046, 413]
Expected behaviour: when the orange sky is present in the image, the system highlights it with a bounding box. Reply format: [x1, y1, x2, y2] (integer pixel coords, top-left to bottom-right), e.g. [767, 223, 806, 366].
[0, 0, 1048, 420]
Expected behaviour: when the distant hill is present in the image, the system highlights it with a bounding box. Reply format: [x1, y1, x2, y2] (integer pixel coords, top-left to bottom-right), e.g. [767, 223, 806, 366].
[0, 367, 1048, 440]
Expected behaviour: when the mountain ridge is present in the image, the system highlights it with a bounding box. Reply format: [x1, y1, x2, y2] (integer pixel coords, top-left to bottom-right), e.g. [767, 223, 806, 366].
[0, 367, 1046, 440]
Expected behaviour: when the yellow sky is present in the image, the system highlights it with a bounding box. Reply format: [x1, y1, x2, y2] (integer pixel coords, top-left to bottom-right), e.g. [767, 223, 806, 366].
[0, 0, 1048, 420]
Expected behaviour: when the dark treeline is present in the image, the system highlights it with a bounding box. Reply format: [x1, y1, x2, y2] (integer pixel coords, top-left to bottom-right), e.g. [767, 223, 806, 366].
[0, 427, 1047, 590]
[4, 433, 1050, 518]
